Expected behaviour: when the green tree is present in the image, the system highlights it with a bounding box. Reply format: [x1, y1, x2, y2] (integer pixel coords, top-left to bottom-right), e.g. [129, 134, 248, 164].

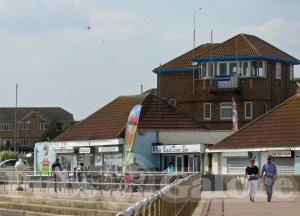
[40, 121, 65, 141]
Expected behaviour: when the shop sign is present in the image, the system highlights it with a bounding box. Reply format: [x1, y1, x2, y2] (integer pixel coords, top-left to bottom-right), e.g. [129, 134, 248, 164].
[270, 151, 292, 158]
[98, 146, 120, 153]
[152, 144, 202, 154]
[79, 147, 91, 154]
[53, 147, 74, 154]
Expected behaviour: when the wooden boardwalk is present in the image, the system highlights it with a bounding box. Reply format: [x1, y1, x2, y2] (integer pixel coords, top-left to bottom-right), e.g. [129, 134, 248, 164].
[192, 191, 300, 216]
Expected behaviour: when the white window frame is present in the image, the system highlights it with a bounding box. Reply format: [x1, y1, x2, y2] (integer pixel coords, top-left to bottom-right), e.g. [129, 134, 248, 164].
[19, 138, 29, 146]
[38, 122, 47, 130]
[220, 102, 232, 120]
[0, 122, 13, 131]
[276, 62, 281, 79]
[244, 102, 253, 120]
[203, 103, 212, 120]
[290, 65, 294, 81]
[20, 122, 29, 130]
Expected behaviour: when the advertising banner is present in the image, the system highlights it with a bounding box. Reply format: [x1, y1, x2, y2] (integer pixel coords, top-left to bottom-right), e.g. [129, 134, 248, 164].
[123, 104, 142, 168]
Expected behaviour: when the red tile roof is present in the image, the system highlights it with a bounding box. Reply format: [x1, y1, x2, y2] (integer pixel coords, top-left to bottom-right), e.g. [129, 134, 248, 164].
[153, 43, 219, 72]
[213, 94, 300, 150]
[194, 34, 299, 64]
[55, 93, 206, 141]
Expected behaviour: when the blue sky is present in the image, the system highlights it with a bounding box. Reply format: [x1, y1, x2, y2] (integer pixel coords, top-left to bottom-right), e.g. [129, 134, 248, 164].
[0, 0, 299, 120]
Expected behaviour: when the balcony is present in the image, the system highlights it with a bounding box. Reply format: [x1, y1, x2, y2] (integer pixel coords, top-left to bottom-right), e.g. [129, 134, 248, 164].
[210, 75, 240, 93]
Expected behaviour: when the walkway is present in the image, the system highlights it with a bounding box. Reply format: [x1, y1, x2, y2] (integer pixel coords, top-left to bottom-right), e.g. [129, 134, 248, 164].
[192, 191, 300, 216]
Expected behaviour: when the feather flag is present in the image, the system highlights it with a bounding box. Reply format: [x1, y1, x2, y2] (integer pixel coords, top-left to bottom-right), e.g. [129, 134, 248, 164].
[232, 96, 238, 130]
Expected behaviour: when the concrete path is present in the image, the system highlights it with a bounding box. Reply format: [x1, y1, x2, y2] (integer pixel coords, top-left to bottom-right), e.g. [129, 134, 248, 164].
[192, 191, 300, 216]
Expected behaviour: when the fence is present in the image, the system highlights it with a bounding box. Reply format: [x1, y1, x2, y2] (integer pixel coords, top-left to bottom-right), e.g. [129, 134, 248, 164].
[116, 172, 201, 216]
[0, 171, 197, 197]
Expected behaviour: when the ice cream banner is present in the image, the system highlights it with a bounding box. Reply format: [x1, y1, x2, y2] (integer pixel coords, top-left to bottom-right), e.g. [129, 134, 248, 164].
[123, 104, 142, 168]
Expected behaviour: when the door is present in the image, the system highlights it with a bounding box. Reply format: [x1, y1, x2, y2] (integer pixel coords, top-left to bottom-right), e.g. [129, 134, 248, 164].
[176, 156, 183, 172]
[188, 156, 194, 172]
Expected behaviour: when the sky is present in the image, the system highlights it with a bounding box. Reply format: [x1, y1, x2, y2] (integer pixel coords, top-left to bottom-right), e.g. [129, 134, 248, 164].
[0, 0, 300, 120]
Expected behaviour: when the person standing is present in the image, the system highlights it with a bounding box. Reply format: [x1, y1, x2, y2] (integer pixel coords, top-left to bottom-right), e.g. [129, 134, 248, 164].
[76, 162, 86, 191]
[51, 159, 62, 192]
[261, 155, 277, 202]
[244, 159, 259, 202]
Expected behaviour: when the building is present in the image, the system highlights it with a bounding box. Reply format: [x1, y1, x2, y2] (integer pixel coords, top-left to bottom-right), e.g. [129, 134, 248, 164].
[208, 90, 300, 175]
[0, 107, 74, 152]
[35, 92, 232, 174]
[154, 33, 300, 130]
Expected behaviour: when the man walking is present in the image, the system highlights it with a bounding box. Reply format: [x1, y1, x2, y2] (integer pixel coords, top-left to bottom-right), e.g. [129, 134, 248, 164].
[51, 159, 62, 192]
[261, 155, 277, 202]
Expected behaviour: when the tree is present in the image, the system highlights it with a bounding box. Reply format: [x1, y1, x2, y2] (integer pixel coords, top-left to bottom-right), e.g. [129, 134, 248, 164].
[40, 120, 65, 141]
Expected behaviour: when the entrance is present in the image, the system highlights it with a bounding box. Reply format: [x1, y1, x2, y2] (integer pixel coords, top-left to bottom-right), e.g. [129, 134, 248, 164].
[163, 154, 200, 172]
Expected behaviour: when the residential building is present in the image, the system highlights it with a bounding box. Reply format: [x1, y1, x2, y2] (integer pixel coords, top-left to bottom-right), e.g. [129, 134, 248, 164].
[208, 90, 300, 175]
[35, 91, 232, 174]
[154, 33, 300, 130]
[0, 107, 74, 152]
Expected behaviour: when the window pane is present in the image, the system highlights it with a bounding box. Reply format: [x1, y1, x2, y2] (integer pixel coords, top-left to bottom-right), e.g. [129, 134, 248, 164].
[221, 103, 232, 119]
[276, 63, 281, 79]
[242, 62, 249, 76]
[204, 103, 211, 119]
[219, 63, 227, 76]
[207, 63, 213, 77]
[202, 63, 207, 77]
[245, 102, 252, 119]
[229, 62, 237, 75]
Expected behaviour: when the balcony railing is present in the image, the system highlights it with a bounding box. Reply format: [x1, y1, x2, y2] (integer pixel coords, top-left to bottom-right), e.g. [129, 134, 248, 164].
[210, 75, 239, 92]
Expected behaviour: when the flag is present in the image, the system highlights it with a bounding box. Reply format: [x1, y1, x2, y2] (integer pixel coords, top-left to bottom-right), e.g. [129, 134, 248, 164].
[232, 97, 238, 130]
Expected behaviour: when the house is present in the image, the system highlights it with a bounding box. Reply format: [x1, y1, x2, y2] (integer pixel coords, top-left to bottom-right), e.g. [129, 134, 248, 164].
[208, 89, 300, 175]
[0, 107, 74, 152]
[35, 91, 232, 174]
[154, 33, 300, 130]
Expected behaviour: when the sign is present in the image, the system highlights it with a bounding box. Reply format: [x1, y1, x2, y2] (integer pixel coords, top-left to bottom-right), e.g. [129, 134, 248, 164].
[270, 151, 292, 158]
[123, 104, 142, 166]
[79, 147, 91, 154]
[98, 146, 120, 153]
[53, 148, 74, 154]
[152, 144, 202, 154]
[214, 75, 230, 81]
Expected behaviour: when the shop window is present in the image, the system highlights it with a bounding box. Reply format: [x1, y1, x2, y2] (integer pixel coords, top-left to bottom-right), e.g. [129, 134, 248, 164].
[244, 102, 253, 119]
[220, 102, 232, 120]
[203, 103, 212, 120]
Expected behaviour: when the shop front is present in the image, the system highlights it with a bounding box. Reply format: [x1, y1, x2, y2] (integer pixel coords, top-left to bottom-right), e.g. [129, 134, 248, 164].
[152, 144, 205, 172]
[95, 145, 123, 172]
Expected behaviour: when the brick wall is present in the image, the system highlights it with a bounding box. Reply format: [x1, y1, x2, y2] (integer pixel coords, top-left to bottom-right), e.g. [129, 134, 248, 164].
[157, 61, 297, 130]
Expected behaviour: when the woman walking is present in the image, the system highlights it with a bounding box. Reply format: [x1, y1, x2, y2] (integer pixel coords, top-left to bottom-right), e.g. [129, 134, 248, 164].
[244, 158, 259, 202]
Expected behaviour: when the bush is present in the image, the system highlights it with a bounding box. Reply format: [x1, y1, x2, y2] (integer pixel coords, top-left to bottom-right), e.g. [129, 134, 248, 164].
[0, 151, 33, 166]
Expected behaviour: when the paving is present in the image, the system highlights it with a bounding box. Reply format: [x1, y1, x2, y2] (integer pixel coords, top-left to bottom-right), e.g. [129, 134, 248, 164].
[192, 191, 300, 216]
[0, 189, 148, 216]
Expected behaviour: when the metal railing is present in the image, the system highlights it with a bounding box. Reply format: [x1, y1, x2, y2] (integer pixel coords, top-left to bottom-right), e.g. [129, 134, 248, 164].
[0, 171, 196, 197]
[116, 172, 201, 216]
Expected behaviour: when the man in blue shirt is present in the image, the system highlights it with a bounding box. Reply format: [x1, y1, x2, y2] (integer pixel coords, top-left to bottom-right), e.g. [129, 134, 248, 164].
[261, 155, 277, 202]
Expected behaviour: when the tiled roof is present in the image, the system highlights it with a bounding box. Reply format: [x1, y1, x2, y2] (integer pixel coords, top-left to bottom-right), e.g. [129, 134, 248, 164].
[139, 94, 206, 130]
[153, 43, 219, 73]
[54, 95, 146, 141]
[0, 107, 74, 123]
[194, 34, 300, 64]
[55, 93, 206, 142]
[213, 94, 300, 150]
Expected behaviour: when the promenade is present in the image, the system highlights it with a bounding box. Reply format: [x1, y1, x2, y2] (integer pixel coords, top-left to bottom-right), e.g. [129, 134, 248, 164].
[192, 191, 300, 216]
